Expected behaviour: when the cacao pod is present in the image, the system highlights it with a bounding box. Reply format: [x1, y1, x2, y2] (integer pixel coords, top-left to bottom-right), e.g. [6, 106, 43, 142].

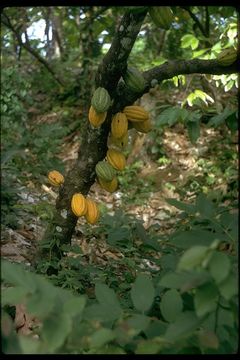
[111, 112, 128, 138]
[95, 161, 116, 182]
[148, 7, 174, 30]
[123, 67, 145, 93]
[48, 170, 64, 186]
[91, 87, 111, 113]
[106, 149, 126, 171]
[71, 193, 87, 217]
[132, 118, 152, 133]
[85, 198, 100, 225]
[88, 105, 107, 127]
[98, 176, 118, 193]
[216, 47, 237, 66]
[108, 132, 128, 150]
[123, 105, 149, 122]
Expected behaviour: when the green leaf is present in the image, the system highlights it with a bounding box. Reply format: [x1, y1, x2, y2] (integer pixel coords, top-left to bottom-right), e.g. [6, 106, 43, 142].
[164, 311, 201, 341]
[1, 260, 37, 292]
[90, 328, 115, 349]
[178, 246, 210, 271]
[83, 304, 121, 322]
[166, 198, 196, 214]
[198, 330, 219, 349]
[194, 283, 218, 317]
[225, 111, 238, 133]
[170, 229, 218, 249]
[195, 193, 215, 218]
[181, 34, 199, 50]
[41, 312, 72, 353]
[135, 337, 168, 354]
[208, 107, 235, 128]
[2, 287, 27, 306]
[159, 271, 210, 292]
[131, 274, 155, 313]
[218, 273, 238, 300]
[63, 296, 86, 318]
[156, 107, 182, 126]
[127, 314, 151, 335]
[95, 283, 121, 311]
[160, 289, 183, 322]
[187, 119, 200, 144]
[208, 251, 231, 284]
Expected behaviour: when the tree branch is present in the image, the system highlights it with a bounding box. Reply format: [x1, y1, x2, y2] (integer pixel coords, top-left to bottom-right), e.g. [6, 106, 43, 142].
[1, 11, 65, 87]
[114, 58, 238, 111]
[182, 6, 208, 38]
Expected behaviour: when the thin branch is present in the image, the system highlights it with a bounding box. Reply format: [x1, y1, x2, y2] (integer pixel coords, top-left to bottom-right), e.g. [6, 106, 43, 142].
[205, 6, 210, 38]
[1, 11, 65, 87]
[182, 6, 208, 38]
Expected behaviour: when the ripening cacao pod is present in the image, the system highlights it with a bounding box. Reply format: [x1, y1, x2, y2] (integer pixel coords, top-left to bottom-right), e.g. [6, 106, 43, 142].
[98, 176, 118, 193]
[85, 198, 100, 225]
[123, 67, 145, 93]
[123, 105, 149, 122]
[91, 87, 111, 113]
[216, 47, 237, 66]
[48, 170, 64, 186]
[111, 112, 128, 138]
[148, 7, 174, 30]
[95, 161, 116, 182]
[106, 149, 126, 171]
[108, 132, 128, 150]
[88, 105, 107, 127]
[132, 118, 152, 133]
[71, 193, 87, 217]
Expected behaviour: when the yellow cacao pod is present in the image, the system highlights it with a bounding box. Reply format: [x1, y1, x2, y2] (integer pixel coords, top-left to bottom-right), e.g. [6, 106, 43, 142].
[98, 176, 118, 193]
[123, 105, 149, 122]
[48, 170, 64, 186]
[106, 149, 126, 171]
[88, 105, 107, 127]
[111, 112, 128, 138]
[216, 47, 237, 66]
[108, 132, 128, 150]
[85, 198, 100, 225]
[71, 193, 87, 217]
[132, 118, 152, 133]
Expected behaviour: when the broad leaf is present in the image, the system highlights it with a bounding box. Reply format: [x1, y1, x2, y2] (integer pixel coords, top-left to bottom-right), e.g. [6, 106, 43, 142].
[131, 274, 155, 313]
[164, 311, 201, 341]
[208, 251, 231, 284]
[194, 283, 218, 317]
[160, 289, 183, 322]
[178, 246, 209, 271]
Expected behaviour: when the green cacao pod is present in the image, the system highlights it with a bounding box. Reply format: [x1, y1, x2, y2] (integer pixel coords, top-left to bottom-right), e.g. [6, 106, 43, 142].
[216, 47, 237, 66]
[106, 149, 126, 171]
[88, 105, 107, 127]
[48, 170, 64, 186]
[71, 193, 87, 217]
[95, 161, 116, 182]
[123, 105, 149, 122]
[91, 87, 111, 113]
[148, 6, 174, 30]
[132, 118, 152, 133]
[98, 176, 118, 193]
[85, 198, 100, 225]
[123, 67, 145, 93]
[111, 112, 128, 138]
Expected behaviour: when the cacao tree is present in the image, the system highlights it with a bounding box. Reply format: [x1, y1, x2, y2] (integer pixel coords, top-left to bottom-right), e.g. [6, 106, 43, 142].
[36, 6, 238, 262]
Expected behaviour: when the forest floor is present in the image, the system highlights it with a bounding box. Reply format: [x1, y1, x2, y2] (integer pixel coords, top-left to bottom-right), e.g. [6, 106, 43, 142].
[1, 91, 238, 266]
